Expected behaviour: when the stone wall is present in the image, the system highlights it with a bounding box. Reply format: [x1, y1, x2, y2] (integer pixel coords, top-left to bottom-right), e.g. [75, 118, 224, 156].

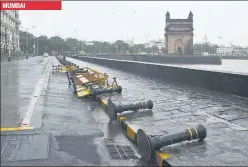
[73, 56, 248, 98]
[82, 55, 222, 65]
[220, 56, 248, 60]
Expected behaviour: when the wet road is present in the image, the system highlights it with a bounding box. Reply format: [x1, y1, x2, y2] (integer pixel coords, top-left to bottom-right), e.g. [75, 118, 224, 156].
[1, 56, 248, 166]
[1, 57, 50, 127]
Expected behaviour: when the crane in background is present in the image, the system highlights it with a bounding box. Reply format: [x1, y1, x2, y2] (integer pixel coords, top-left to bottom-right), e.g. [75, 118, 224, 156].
[217, 36, 233, 47]
[201, 35, 211, 55]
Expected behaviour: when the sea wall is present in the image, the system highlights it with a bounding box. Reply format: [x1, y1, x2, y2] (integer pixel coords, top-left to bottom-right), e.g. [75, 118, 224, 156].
[82, 54, 222, 65]
[73, 56, 248, 98]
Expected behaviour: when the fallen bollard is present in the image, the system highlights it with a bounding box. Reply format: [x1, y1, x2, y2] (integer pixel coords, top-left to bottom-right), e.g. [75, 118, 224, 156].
[137, 124, 207, 162]
[91, 86, 122, 95]
[107, 98, 153, 120]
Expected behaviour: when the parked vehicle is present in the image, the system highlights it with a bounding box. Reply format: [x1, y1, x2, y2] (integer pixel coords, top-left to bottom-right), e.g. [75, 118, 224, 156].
[43, 53, 49, 57]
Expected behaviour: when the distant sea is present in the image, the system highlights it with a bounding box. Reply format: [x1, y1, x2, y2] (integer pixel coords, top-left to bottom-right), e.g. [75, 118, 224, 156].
[168, 59, 248, 75]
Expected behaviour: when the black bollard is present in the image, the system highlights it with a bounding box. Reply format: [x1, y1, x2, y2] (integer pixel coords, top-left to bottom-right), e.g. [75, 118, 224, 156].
[137, 124, 207, 162]
[91, 86, 122, 96]
[107, 98, 153, 120]
[8, 57, 11, 62]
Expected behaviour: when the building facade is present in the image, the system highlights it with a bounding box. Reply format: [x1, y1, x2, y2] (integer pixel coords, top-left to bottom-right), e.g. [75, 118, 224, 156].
[164, 11, 194, 55]
[0, 10, 21, 57]
[217, 47, 234, 55]
[217, 46, 248, 56]
[149, 39, 164, 50]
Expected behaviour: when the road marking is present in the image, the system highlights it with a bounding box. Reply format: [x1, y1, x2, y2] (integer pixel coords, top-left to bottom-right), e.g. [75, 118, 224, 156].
[21, 59, 51, 127]
[21, 79, 43, 126]
[0, 126, 33, 132]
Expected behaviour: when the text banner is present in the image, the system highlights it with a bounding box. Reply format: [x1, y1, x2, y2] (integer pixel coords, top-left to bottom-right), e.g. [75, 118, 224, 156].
[0, 1, 62, 10]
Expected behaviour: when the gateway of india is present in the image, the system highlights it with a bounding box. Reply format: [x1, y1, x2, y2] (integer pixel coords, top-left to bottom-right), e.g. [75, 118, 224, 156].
[164, 11, 194, 55]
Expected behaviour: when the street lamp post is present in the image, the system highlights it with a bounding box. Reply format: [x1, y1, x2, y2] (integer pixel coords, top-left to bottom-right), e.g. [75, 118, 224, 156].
[8, 33, 12, 62]
[33, 35, 36, 56]
[100, 40, 103, 55]
[20, 26, 35, 59]
[72, 29, 80, 56]
[36, 37, 39, 56]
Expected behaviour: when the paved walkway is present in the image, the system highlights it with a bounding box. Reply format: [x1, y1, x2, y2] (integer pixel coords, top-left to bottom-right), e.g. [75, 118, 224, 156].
[1, 56, 50, 127]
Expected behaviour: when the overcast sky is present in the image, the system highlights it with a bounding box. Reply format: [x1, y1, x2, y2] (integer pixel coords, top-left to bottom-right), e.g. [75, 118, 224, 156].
[20, 1, 248, 47]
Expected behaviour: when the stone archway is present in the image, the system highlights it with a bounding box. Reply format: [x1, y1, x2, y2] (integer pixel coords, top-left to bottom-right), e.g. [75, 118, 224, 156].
[177, 47, 182, 55]
[175, 38, 183, 55]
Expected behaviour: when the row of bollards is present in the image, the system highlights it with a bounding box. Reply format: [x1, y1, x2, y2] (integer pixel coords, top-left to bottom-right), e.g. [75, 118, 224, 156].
[54, 56, 208, 166]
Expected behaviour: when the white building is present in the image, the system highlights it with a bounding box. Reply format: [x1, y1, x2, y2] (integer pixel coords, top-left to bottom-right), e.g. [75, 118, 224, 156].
[0, 10, 21, 56]
[233, 47, 243, 55]
[217, 47, 233, 55]
[245, 47, 248, 54]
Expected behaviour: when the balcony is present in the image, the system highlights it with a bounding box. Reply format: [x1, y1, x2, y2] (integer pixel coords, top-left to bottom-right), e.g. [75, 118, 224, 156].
[1, 21, 9, 28]
[1, 10, 7, 14]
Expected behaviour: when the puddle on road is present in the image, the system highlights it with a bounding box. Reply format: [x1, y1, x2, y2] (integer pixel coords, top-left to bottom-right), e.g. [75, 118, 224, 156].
[55, 135, 101, 165]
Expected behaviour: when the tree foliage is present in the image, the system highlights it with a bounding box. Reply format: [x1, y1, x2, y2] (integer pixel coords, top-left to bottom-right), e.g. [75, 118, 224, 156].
[19, 30, 220, 55]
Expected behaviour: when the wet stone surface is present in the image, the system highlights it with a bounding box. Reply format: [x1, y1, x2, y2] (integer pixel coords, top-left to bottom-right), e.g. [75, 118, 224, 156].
[1, 134, 49, 162]
[68, 57, 248, 166]
[55, 135, 102, 165]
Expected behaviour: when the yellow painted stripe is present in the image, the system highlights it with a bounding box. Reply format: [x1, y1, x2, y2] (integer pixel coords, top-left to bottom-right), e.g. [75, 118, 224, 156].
[187, 128, 193, 140]
[155, 151, 170, 167]
[127, 124, 138, 141]
[0, 126, 34, 132]
[101, 99, 108, 105]
[119, 116, 127, 123]
[100, 99, 108, 111]
[77, 90, 91, 98]
[193, 127, 198, 138]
